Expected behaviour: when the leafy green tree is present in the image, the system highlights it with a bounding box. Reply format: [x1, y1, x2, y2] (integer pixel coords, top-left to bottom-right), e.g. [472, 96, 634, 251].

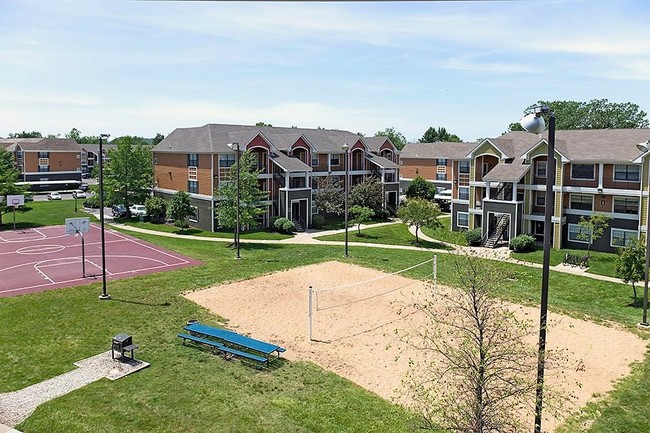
[405, 176, 436, 201]
[167, 191, 194, 228]
[419, 126, 462, 143]
[509, 99, 649, 132]
[65, 128, 81, 141]
[349, 205, 374, 235]
[214, 151, 267, 235]
[375, 127, 406, 150]
[576, 213, 613, 258]
[0, 148, 30, 225]
[8, 131, 42, 138]
[99, 136, 153, 208]
[349, 177, 383, 215]
[152, 133, 165, 146]
[255, 121, 273, 127]
[397, 198, 441, 243]
[145, 196, 168, 224]
[313, 176, 344, 215]
[615, 238, 646, 304]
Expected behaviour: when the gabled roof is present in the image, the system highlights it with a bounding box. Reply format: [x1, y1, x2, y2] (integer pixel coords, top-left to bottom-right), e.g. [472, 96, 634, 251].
[81, 143, 118, 155]
[0, 138, 80, 152]
[269, 151, 312, 173]
[365, 153, 399, 169]
[362, 136, 397, 153]
[482, 160, 531, 183]
[154, 124, 397, 155]
[401, 141, 478, 159]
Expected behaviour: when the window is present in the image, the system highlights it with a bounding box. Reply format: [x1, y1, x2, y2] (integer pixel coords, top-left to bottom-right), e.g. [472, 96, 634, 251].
[188, 153, 198, 167]
[614, 164, 640, 181]
[437, 165, 446, 175]
[536, 160, 547, 178]
[568, 224, 591, 243]
[570, 194, 593, 210]
[571, 164, 595, 180]
[219, 154, 235, 168]
[38, 152, 49, 158]
[437, 173, 446, 181]
[38, 157, 49, 167]
[458, 187, 470, 200]
[611, 228, 637, 247]
[189, 205, 198, 223]
[613, 197, 639, 214]
[535, 191, 545, 206]
[311, 153, 319, 167]
[457, 212, 469, 228]
[188, 166, 198, 181]
[330, 154, 340, 166]
[187, 180, 198, 194]
[459, 160, 470, 174]
[436, 158, 447, 166]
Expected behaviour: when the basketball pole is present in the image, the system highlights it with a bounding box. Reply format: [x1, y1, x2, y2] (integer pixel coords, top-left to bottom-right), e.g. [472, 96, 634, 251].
[80, 231, 86, 278]
[308, 285, 313, 341]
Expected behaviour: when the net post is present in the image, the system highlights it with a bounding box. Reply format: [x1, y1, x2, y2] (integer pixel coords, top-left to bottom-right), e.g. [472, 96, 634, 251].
[308, 285, 313, 341]
[433, 254, 437, 293]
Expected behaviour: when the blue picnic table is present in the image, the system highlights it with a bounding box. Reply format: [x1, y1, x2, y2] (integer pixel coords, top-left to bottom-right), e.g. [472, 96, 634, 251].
[184, 322, 286, 363]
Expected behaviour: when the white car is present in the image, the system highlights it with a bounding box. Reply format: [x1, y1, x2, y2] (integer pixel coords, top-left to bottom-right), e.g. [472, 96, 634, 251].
[129, 204, 147, 217]
[72, 190, 87, 199]
[47, 192, 62, 200]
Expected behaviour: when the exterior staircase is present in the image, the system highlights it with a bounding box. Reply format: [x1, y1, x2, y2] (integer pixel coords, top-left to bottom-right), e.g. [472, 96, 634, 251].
[483, 214, 509, 248]
[292, 218, 306, 232]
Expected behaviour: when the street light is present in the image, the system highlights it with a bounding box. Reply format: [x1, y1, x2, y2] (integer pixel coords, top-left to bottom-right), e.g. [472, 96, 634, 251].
[520, 105, 555, 433]
[636, 140, 650, 328]
[227, 142, 241, 260]
[98, 133, 111, 300]
[342, 143, 350, 257]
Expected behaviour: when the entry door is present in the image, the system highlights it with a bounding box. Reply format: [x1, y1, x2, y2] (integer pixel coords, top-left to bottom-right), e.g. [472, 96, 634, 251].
[291, 202, 301, 221]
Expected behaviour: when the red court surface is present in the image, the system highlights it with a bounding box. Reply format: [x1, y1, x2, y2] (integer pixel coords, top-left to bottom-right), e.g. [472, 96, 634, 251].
[0, 224, 201, 297]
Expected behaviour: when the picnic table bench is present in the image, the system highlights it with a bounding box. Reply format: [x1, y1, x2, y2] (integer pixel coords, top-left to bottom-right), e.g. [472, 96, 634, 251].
[183, 322, 286, 365]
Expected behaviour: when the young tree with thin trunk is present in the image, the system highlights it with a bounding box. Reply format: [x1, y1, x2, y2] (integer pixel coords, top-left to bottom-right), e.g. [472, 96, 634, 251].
[349, 205, 374, 235]
[397, 198, 441, 243]
[576, 213, 612, 258]
[615, 237, 646, 304]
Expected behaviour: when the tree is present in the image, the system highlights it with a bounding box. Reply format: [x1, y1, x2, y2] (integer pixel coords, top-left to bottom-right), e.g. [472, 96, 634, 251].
[0, 148, 30, 225]
[615, 238, 646, 304]
[255, 121, 273, 127]
[145, 196, 168, 224]
[8, 131, 42, 138]
[313, 176, 344, 215]
[375, 127, 406, 150]
[398, 254, 559, 433]
[420, 126, 462, 143]
[214, 151, 267, 233]
[405, 176, 436, 201]
[349, 177, 383, 215]
[66, 128, 81, 141]
[349, 205, 374, 235]
[100, 136, 153, 208]
[167, 191, 194, 228]
[397, 198, 441, 243]
[508, 99, 649, 132]
[152, 133, 165, 146]
[576, 213, 612, 258]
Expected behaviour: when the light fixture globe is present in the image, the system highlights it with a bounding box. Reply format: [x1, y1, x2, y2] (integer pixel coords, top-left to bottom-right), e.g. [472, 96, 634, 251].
[520, 113, 546, 134]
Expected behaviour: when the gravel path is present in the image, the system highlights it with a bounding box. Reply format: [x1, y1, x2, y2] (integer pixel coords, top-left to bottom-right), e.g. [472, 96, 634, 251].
[0, 352, 148, 427]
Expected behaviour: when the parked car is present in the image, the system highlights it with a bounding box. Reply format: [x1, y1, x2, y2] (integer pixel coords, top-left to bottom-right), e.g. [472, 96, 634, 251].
[47, 192, 62, 200]
[112, 204, 128, 217]
[129, 204, 147, 217]
[72, 190, 87, 199]
[79, 183, 89, 191]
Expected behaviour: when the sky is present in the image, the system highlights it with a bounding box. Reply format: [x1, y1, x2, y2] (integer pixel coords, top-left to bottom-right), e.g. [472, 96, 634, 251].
[1, 0, 649, 143]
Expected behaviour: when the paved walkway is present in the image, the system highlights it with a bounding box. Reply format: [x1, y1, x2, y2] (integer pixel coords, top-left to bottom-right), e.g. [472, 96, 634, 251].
[104, 216, 623, 284]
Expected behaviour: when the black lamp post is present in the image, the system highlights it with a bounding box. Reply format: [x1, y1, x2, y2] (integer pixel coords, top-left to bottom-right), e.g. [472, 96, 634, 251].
[520, 105, 555, 433]
[342, 143, 350, 257]
[636, 140, 650, 328]
[98, 133, 111, 300]
[227, 142, 241, 260]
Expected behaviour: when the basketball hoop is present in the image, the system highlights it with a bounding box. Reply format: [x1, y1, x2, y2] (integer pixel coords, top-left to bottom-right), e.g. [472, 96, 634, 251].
[12, 198, 19, 206]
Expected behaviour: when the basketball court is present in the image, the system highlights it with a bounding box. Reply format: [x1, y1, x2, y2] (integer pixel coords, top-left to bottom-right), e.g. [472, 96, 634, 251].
[0, 224, 201, 297]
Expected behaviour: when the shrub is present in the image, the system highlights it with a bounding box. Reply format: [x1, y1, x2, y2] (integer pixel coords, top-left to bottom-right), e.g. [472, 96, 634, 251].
[311, 214, 325, 229]
[145, 196, 167, 224]
[465, 228, 483, 246]
[273, 217, 295, 233]
[509, 234, 536, 252]
[269, 216, 280, 228]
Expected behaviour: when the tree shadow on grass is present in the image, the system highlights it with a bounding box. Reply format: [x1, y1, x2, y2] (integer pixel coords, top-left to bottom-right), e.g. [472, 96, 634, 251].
[173, 228, 202, 236]
[111, 298, 172, 307]
[409, 239, 453, 250]
[0, 222, 43, 231]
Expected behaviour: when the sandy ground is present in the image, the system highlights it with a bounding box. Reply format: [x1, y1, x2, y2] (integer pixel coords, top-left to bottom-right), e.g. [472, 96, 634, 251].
[184, 261, 647, 432]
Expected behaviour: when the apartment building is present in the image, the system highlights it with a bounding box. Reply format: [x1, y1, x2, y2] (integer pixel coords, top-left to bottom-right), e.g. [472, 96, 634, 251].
[152, 124, 400, 232]
[0, 138, 82, 190]
[402, 129, 650, 253]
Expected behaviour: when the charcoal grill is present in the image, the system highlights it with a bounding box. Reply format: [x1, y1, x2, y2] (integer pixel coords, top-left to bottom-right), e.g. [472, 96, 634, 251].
[112, 333, 139, 361]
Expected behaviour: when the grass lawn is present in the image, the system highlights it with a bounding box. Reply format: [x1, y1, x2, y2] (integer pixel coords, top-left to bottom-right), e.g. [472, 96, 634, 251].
[421, 216, 468, 246]
[511, 247, 619, 278]
[314, 222, 452, 250]
[117, 219, 293, 240]
[315, 215, 394, 231]
[0, 200, 98, 230]
[2, 221, 650, 431]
